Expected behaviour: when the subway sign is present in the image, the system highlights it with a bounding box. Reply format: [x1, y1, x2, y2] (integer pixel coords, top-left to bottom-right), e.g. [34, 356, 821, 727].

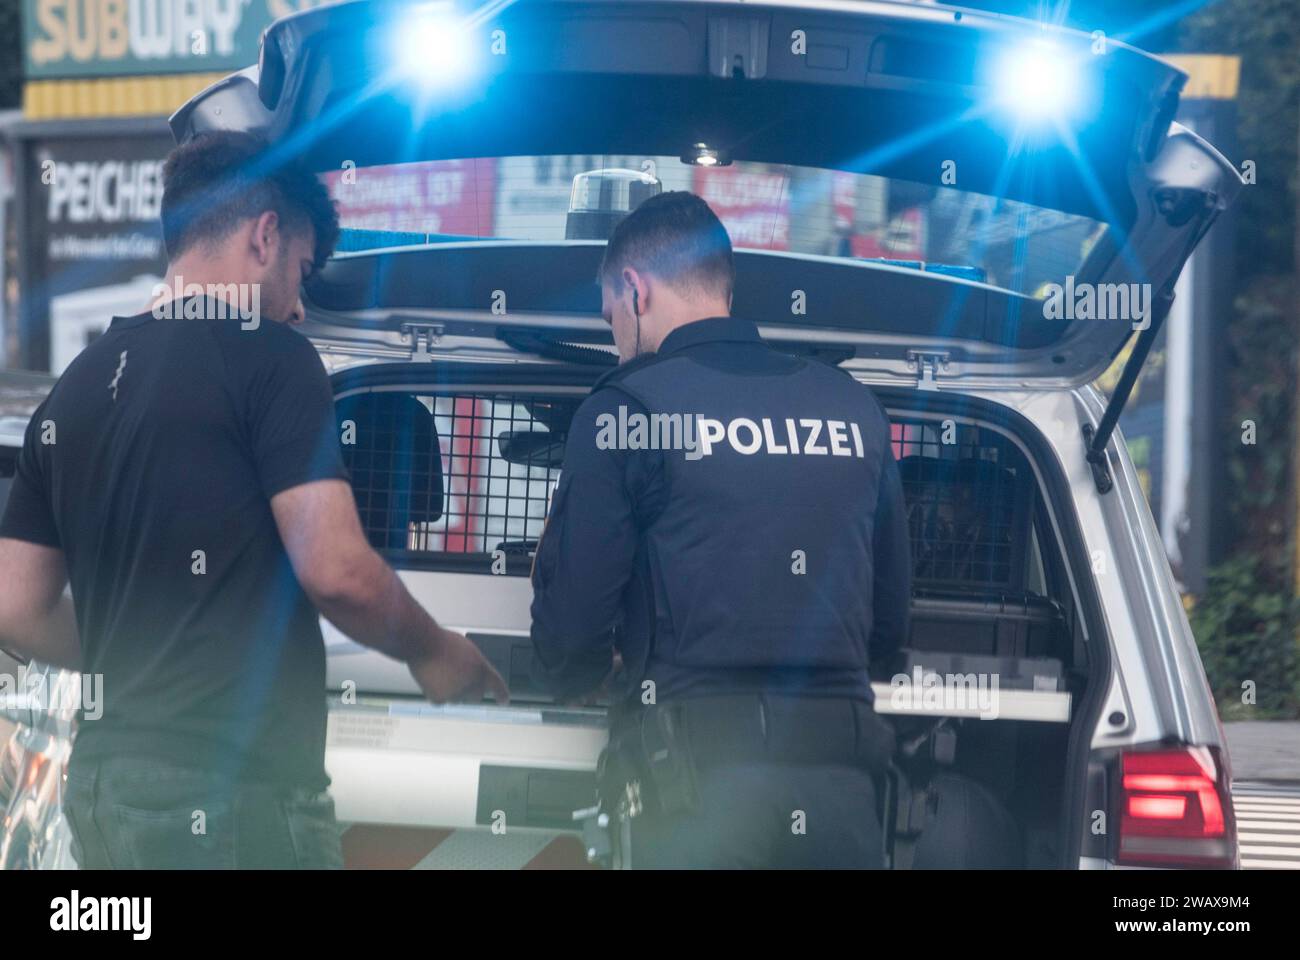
[23, 0, 338, 79]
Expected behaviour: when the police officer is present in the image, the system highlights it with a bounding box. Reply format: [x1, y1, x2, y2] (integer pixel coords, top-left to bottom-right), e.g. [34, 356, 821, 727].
[529, 191, 911, 868]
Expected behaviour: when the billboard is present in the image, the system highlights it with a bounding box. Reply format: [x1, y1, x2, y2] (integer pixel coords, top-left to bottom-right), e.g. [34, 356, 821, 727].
[692, 165, 791, 250]
[18, 130, 173, 372]
[22, 0, 338, 79]
[322, 158, 497, 238]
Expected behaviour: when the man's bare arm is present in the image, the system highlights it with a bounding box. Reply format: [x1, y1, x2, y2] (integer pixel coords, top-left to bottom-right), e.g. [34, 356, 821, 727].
[0, 538, 81, 670]
[271, 479, 507, 703]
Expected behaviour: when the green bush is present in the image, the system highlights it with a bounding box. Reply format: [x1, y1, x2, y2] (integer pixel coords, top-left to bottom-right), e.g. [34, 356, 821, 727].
[1189, 554, 1300, 719]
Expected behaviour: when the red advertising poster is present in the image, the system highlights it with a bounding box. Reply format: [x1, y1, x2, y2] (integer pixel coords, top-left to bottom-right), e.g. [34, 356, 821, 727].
[831, 170, 927, 260]
[848, 207, 926, 260]
[692, 166, 790, 250]
[322, 158, 497, 237]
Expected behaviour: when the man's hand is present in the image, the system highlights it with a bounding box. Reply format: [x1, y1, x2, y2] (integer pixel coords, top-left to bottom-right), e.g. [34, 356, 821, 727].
[408, 629, 510, 705]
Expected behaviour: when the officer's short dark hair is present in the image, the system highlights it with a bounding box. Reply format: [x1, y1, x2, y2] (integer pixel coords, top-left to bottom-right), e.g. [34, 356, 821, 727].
[599, 191, 734, 302]
[161, 131, 339, 273]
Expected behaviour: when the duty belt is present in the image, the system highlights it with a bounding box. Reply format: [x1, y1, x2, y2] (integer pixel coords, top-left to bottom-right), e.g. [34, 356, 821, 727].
[576, 693, 896, 867]
[650, 694, 896, 771]
[615, 694, 894, 808]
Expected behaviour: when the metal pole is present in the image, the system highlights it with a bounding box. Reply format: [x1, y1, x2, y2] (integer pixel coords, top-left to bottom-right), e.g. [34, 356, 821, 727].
[1089, 290, 1175, 460]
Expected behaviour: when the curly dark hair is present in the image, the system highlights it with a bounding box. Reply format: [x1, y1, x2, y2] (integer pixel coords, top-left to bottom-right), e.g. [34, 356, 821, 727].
[160, 131, 340, 272]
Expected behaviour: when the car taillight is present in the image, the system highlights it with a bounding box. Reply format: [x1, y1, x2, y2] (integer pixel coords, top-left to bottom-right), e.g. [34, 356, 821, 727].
[1117, 746, 1236, 868]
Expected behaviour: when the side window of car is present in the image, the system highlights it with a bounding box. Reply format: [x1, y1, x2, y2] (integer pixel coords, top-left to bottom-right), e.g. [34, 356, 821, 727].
[339, 391, 571, 558]
[891, 416, 1034, 592]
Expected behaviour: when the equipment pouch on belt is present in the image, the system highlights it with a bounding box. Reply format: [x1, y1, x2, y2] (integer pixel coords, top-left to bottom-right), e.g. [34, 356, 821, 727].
[598, 696, 895, 824]
[637, 703, 700, 817]
[597, 702, 701, 820]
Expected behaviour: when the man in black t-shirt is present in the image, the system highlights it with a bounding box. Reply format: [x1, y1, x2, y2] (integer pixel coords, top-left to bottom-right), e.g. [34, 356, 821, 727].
[0, 132, 506, 868]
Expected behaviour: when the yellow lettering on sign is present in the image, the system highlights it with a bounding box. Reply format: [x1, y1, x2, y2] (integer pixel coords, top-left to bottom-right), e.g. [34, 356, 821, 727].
[100, 0, 128, 58]
[31, 0, 330, 69]
[66, 0, 97, 62]
[30, 0, 68, 66]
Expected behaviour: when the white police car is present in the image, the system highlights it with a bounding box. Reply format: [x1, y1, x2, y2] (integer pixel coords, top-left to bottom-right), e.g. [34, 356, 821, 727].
[3, 0, 1242, 869]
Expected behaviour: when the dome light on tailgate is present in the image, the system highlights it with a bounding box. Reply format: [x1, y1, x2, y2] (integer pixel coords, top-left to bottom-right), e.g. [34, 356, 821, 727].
[393, 3, 479, 89]
[991, 37, 1096, 128]
[1117, 746, 1237, 868]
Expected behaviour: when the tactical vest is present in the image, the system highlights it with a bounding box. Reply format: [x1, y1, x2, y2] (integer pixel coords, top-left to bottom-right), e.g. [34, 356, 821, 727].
[596, 349, 892, 675]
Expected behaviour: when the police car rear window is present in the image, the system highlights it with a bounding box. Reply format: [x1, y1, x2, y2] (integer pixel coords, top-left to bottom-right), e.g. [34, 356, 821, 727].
[322, 155, 1105, 297]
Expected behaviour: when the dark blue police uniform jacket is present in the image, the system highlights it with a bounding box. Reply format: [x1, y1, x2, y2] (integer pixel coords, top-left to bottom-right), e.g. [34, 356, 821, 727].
[529, 316, 911, 706]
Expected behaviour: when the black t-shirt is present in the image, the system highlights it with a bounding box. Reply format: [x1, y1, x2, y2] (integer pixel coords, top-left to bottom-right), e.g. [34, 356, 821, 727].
[0, 298, 347, 788]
